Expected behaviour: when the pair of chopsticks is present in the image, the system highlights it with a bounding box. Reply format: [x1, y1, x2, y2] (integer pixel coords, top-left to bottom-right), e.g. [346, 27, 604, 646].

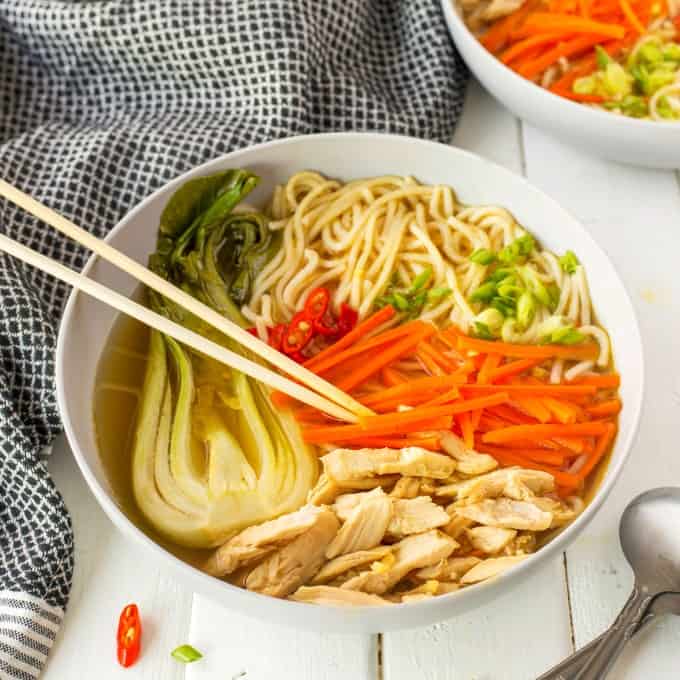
[0, 179, 372, 424]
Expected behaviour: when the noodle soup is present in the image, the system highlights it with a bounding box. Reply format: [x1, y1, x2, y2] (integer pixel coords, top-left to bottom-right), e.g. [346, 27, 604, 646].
[94, 169, 621, 606]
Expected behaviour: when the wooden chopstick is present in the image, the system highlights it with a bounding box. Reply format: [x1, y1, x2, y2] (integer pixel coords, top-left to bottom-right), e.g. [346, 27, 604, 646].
[0, 179, 373, 418]
[0, 233, 359, 424]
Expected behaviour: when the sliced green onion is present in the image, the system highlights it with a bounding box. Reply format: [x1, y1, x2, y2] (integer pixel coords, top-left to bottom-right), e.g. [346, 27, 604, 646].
[496, 281, 523, 298]
[550, 327, 586, 345]
[392, 293, 410, 311]
[603, 62, 633, 96]
[475, 308, 504, 334]
[573, 75, 597, 95]
[619, 95, 648, 118]
[171, 644, 203, 664]
[470, 281, 497, 304]
[469, 249, 496, 265]
[547, 283, 560, 312]
[409, 266, 432, 292]
[498, 235, 535, 265]
[516, 291, 536, 331]
[517, 266, 550, 307]
[490, 295, 516, 317]
[637, 41, 664, 66]
[427, 287, 451, 301]
[559, 250, 580, 274]
[473, 321, 495, 340]
[487, 267, 514, 283]
[662, 43, 680, 62]
[596, 45, 612, 69]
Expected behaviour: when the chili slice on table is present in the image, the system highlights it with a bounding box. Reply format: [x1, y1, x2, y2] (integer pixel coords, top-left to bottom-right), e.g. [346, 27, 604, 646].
[117, 603, 142, 668]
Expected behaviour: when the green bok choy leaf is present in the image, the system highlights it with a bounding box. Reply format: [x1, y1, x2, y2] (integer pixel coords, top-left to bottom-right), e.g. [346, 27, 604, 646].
[132, 169, 318, 549]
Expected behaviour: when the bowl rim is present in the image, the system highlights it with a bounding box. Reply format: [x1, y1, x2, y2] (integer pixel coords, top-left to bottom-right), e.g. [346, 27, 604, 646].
[56, 131, 644, 619]
[440, 0, 680, 131]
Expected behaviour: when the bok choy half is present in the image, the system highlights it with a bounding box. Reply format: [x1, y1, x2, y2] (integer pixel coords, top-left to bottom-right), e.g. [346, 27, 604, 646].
[132, 170, 318, 549]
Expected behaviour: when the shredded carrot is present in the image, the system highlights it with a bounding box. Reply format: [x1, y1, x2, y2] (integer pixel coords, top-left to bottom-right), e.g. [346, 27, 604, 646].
[304, 305, 395, 370]
[487, 404, 538, 425]
[418, 340, 459, 372]
[551, 87, 606, 102]
[481, 444, 566, 466]
[517, 13, 626, 39]
[457, 335, 599, 361]
[302, 416, 453, 444]
[517, 35, 609, 79]
[458, 412, 475, 449]
[422, 387, 461, 407]
[336, 325, 435, 392]
[489, 358, 542, 382]
[575, 422, 617, 479]
[481, 447, 581, 487]
[460, 383, 597, 397]
[307, 319, 424, 376]
[586, 399, 622, 417]
[569, 373, 620, 388]
[416, 346, 445, 376]
[381, 365, 407, 386]
[618, 0, 646, 32]
[481, 1, 536, 52]
[552, 436, 587, 453]
[512, 397, 552, 422]
[543, 397, 581, 424]
[360, 375, 466, 407]
[344, 437, 442, 451]
[359, 393, 510, 430]
[482, 421, 609, 444]
[500, 31, 567, 63]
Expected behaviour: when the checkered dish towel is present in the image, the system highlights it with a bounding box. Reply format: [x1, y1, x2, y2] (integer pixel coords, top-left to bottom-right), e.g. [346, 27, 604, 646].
[0, 1, 467, 676]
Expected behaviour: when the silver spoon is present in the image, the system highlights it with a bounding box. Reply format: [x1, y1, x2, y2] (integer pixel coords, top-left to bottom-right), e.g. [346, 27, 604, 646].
[536, 591, 680, 679]
[539, 487, 680, 680]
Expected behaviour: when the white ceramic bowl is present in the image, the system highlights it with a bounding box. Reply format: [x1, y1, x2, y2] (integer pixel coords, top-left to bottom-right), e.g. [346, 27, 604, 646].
[56, 133, 643, 632]
[441, 0, 680, 168]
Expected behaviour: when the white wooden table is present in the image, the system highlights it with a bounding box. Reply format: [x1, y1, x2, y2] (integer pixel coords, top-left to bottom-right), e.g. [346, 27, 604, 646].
[42, 80, 680, 680]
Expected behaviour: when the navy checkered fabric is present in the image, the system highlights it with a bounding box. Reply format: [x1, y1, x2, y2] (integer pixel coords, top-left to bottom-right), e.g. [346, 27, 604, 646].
[0, 1, 467, 675]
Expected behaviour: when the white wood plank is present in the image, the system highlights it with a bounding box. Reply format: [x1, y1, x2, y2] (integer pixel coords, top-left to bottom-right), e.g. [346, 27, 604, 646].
[384, 82, 573, 680]
[185, 594, 377, 680]
[42, 435, 193, 680]
[523, 124, 680, 679]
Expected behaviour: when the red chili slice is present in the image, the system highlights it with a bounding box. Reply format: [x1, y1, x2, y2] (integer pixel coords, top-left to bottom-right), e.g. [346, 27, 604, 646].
[313, 313, 339, 337]
[246, 327, 259, 338]
[117, 603, 142, 668]
[338, 303, 358, 336]
[304, 287, 330, 321]
[282, 312, 314, 354]
[267, 324, 286, 352]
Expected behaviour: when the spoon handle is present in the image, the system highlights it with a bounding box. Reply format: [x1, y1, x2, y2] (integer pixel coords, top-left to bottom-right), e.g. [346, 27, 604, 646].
[570, 586, 652, 680]
[536, 609, 655, 680]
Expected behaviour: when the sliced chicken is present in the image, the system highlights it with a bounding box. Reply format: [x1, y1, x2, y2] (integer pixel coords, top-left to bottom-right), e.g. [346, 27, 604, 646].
[307, 473, 341, 505]
[341, 530, 458, 594]
[386, 497, 450, 539]
[481, 0, 525, 21]
[460, 555, 528, 584]
[205, 505, 327, 577]
[415, 556, 482, 582]
[290, 586, 390, 607]
[442, 512, 475, 539]
[466, 526, 517, 554]
[311, 546, 393, 585]
[326, 488, 393, 558]
[333, 489, 376, 522]
[532, 495, 584, 528]
[390, 477, 421, 499]
[456, 498, 553, 531]
[503, 532, 537, 556]
[245, 508, 340, 597]
[322, 447, 455, 484]
[440, 432, 498, 475]
[503, 469, 556, 501]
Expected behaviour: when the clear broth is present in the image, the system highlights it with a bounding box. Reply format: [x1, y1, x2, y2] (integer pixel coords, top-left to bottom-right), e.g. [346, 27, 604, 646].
[93, 307, 211, 568]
